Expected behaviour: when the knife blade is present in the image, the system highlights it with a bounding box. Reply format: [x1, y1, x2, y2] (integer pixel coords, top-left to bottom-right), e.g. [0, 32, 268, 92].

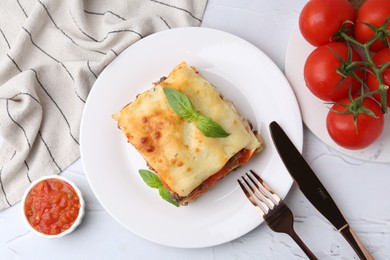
[269, 121, 373, 260]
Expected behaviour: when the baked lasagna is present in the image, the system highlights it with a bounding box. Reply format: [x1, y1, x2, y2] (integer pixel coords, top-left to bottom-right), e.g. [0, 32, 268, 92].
[112, 62, 263, 205]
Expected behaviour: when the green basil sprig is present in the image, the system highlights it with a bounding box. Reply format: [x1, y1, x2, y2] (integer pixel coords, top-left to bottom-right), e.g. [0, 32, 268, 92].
[163, 88, 230, 138]
[139, 169, 179, 207]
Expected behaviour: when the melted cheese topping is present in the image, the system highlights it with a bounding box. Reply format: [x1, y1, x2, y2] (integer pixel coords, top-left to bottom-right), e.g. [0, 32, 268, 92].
[113, 62, 262, 197]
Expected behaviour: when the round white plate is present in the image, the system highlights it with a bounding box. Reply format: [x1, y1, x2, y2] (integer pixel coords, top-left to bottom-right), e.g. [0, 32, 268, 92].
[80, 27, 303, 248]
[285, 25, 390, 163]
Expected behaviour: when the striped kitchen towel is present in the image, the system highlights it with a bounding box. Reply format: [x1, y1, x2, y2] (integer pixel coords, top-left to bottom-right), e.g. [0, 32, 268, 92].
[0, 0, 208, 210]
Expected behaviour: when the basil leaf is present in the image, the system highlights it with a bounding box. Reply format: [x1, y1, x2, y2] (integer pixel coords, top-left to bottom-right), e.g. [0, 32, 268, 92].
[195, 115, 230, 138]
[163, 88, 197, 121]
[139, 169, 162, 188]
[159, 186, 179, 207]
[163, 87, 229, 138]
[139, 169, 179, 207]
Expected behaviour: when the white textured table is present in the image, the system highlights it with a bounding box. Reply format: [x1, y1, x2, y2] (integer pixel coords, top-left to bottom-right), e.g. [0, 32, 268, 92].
[1, 1, 390, 259]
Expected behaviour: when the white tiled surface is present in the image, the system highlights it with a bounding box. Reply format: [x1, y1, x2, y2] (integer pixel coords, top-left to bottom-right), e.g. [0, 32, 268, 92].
[1, 1, 390, 259]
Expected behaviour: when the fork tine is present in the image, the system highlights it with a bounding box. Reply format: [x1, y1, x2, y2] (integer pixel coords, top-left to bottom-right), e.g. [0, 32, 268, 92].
[249, 170, 280, 205]
[237, 179, 268, 214]
[243, 174, 274, 210]
[237, 180, 256, 207]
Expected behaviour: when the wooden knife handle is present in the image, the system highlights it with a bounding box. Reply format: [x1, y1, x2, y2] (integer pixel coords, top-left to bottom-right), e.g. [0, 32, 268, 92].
[339, 225, 374, 260]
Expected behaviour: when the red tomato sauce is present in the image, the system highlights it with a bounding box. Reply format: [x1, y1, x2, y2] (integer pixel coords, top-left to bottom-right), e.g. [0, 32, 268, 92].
[24, 178, 81, 235]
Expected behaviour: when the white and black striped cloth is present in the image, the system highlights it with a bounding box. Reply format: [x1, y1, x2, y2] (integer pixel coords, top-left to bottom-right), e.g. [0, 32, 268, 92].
[0, 0, 207, 210]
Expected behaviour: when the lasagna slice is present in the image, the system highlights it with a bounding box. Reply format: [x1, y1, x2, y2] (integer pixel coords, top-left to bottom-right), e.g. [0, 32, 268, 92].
[113, 62, 263, 205]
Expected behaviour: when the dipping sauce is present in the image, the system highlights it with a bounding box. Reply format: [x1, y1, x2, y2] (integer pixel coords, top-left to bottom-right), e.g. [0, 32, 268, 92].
[23, 178, 81, 236]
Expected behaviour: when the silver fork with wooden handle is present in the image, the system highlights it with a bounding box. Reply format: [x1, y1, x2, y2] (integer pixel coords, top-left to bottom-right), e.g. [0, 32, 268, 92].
[238, 170, 318, 260]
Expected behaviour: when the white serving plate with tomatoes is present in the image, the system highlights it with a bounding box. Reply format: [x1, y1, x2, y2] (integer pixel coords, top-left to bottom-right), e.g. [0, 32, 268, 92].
[285, 25, 390, 163]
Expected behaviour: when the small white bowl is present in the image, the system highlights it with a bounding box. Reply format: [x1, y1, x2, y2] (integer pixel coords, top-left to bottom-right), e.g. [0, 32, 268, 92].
[21, 175, 85, 238]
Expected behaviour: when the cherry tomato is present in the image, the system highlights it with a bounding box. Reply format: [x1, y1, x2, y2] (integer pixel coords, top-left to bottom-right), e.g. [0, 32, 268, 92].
[304, 42, 363, 101]
[326, 96, 384, 150]
[299, 0, 355, 46]
[354, 0, 390, 52]
[366, 48, 390, 107]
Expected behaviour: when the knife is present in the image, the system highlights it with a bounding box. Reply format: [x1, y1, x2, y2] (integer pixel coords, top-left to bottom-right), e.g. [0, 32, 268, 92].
[269, 121, 374, 260]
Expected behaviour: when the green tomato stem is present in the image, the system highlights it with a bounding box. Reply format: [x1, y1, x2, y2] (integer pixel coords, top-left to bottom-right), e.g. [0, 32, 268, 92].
[339, 29, 388, 113]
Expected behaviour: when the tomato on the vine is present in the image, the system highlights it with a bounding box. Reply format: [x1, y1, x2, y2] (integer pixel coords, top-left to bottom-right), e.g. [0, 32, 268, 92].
[299, 0, 355, 46]
[366, 48, 390, 108]
[304, 42, 363, 101]
[326, 96, 384, 150]
[354, 0, 390, 52]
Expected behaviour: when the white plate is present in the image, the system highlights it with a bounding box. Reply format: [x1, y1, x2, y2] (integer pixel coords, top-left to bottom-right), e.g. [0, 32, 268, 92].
[286, 25, 390, 163]
[80, 27, 303, 248]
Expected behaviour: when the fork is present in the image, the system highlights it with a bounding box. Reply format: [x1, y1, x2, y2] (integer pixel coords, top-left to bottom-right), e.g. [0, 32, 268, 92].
[238, 170, 318, 260]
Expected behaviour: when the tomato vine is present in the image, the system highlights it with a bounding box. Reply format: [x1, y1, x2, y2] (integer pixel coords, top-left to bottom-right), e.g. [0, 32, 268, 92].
[336, 16, 390, 113]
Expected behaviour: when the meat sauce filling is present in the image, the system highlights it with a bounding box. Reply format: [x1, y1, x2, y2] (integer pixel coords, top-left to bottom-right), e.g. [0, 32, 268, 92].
[170, 149, 253, 205]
